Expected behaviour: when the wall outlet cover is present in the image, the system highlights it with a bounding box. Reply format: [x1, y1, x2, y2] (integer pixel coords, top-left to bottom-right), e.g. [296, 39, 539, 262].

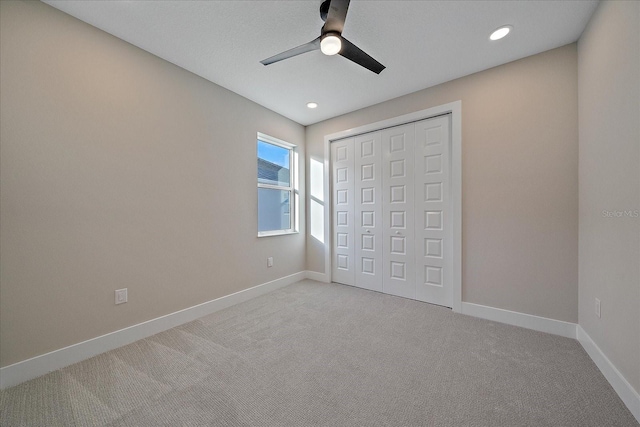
[115, 288, 128, 305]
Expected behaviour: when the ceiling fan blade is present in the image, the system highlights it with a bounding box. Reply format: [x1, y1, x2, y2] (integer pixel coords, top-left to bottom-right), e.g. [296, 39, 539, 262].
[260, 37, 321, 66]
[339, 36, 385, 74]
[323, 0, 350, 34]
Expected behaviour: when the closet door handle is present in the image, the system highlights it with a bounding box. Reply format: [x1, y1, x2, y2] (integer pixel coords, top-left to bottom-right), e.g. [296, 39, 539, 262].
[366, 229, 371, 233]
[396, 231, 402, 235]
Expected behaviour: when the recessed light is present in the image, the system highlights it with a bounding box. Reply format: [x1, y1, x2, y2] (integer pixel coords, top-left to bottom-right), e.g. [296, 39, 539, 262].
[307, 102, 318, 109]
[490, 25, 513, 41]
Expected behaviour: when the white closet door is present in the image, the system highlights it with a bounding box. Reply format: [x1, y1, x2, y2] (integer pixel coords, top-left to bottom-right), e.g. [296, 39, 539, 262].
[354, 132, 383, 292]
[331, 138, 355, 286]
[382, 124, 415, 299]
[414, 115, 452, 307]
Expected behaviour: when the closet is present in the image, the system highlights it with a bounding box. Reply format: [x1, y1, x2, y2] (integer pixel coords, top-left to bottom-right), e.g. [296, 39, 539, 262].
[331, 114, 452, 307]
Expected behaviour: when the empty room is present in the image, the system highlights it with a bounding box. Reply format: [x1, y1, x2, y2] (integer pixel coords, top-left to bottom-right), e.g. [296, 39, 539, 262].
[0, 0, 638, 425]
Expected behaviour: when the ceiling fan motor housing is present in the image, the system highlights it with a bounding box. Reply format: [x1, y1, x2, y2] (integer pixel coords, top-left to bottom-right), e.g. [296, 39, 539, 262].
[320, 0, 331, 22]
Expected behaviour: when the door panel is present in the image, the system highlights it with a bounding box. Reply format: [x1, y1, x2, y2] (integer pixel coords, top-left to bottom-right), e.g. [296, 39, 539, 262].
[331, 138, 355, 286]
[354, 132, 383, 292]
[382, 124, 415, 299]
[414, 115, 452, 307]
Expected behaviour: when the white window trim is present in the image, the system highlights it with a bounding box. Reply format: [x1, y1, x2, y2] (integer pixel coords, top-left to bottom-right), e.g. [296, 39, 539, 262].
[257, 132, 298, 237]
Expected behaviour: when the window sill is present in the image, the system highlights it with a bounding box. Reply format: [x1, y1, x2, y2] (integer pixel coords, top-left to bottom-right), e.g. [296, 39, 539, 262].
[258, 230, 299, 238]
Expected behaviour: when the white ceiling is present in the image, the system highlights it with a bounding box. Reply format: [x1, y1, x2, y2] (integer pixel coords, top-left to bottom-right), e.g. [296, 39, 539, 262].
[42, 0, 598, 126]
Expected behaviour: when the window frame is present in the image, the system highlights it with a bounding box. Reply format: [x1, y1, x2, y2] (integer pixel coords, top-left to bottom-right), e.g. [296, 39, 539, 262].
[257, 132, 298, 237]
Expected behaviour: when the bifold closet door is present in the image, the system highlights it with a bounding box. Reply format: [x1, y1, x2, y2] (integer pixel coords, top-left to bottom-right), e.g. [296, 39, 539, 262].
[331, 114, 453, 308]
[331, 138, 355, 286]
[382, 124, 415, 299]
[414, 115, 452, 307]
[354, 132, 383, 292]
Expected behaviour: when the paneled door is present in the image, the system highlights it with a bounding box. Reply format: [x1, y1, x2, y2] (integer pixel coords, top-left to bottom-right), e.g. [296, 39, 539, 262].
[354, 132, 383, 292]
[331, 138, 355, 286]
[330, 114, 452, 308]
[414, 115, 452, 307]
[382, 124, 416, 299]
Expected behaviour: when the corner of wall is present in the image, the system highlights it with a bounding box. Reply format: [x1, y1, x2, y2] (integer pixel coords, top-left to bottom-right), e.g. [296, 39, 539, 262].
[577, 0, 640, 421]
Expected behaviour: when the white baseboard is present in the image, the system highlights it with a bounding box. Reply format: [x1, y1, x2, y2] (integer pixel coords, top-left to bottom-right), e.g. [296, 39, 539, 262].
[304, 270, 330, 283]
[461, 302, 639, 422]
[577, 326, 640, 423]
[460, 302, 577, 339]
[3, 275, 637, 425]
[0, 271, 306, 390]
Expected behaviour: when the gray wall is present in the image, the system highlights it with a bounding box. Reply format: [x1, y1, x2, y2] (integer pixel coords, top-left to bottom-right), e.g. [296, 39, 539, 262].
[307, 45, 579, 323]
[578, 0, 640, 393]
[0, 0, 306, 367]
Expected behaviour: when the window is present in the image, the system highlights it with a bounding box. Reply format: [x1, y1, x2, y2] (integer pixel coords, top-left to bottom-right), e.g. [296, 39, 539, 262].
[257, 133, 297, 236]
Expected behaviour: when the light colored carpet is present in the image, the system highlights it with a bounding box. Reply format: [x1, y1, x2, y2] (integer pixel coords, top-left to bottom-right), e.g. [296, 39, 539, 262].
[1, 279, 637, 426]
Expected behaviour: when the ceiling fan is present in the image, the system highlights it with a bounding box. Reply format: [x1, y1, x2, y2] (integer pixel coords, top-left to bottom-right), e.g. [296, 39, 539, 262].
[260, 0, 385, 74]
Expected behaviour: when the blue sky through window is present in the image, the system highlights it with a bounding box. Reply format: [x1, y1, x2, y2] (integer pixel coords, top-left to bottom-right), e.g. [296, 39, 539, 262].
[258, 140, 289, 168]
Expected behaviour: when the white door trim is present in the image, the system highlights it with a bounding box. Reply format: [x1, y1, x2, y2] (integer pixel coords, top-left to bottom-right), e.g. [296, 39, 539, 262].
[322, 101, 462, 312]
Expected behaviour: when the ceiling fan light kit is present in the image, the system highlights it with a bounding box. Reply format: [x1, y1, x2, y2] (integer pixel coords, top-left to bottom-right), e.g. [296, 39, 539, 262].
[260, 0, 385, 74]
[320, 33, 342, 56]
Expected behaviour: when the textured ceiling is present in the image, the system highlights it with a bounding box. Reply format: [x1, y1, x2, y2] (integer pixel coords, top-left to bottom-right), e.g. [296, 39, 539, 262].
[42, 0, 598, 126]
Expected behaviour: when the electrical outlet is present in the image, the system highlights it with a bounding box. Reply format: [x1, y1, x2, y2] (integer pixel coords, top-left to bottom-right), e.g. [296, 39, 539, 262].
[595, 298, 601, 318]
[115, 288, 128, 305]
[267, 257, 273, 267]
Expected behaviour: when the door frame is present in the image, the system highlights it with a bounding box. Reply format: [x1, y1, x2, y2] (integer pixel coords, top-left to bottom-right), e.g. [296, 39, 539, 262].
[321, 101, 462, 312]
